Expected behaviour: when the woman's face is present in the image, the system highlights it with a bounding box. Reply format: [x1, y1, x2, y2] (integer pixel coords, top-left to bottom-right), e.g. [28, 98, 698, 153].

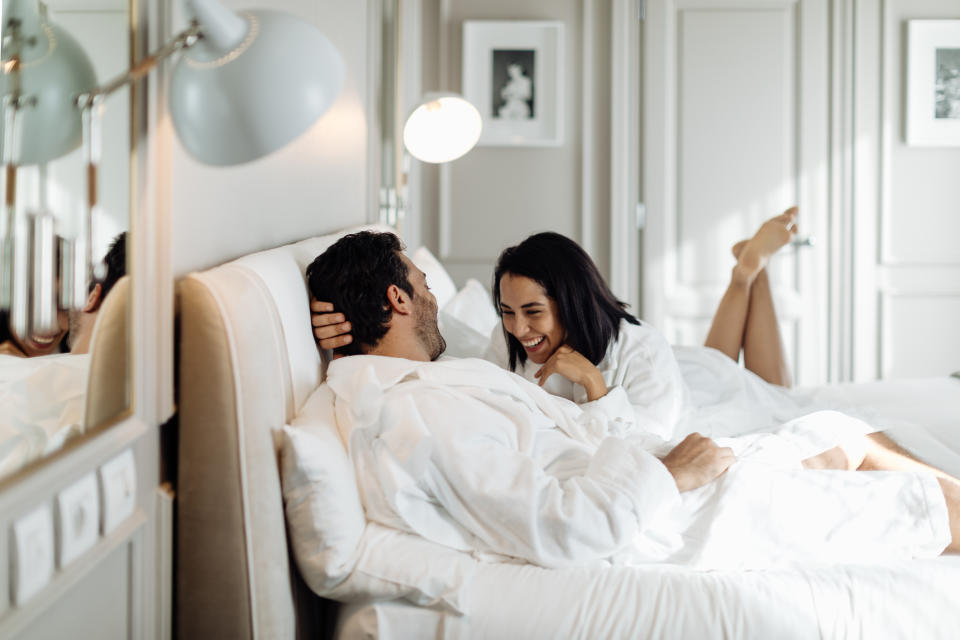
[8, 311, 69, 357]
[498, 273, 565, 364]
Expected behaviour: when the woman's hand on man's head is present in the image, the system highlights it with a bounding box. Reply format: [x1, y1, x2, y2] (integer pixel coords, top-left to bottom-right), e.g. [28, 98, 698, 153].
[310, 299, 354, 350]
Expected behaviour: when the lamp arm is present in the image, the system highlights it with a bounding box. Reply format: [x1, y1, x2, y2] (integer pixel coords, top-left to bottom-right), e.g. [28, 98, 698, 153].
[75, 22, 202, 108]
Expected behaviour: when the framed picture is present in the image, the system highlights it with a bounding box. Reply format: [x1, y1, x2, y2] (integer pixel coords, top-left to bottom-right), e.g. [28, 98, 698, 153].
[906, 19, 960, 146]
[462, 20, 564, 147]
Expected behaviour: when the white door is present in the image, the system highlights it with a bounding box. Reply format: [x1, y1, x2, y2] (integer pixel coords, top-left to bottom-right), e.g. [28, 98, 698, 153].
[642, 0, 831, 385]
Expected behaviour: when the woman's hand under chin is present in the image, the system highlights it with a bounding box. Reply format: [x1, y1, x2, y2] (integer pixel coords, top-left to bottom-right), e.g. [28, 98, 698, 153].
[534, 345, 608, 401]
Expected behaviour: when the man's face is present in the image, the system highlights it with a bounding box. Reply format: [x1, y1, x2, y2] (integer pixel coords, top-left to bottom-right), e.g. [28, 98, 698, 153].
[400, 254, 446, 360]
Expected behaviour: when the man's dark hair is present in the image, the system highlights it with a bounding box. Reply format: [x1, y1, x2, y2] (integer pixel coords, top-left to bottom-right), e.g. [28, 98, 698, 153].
[93, 231, 127, 301]
[493, 232, 639, 371]
[306, 231, 413, 356]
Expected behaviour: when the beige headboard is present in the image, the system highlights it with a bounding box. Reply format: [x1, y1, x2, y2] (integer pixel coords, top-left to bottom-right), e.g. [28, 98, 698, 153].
[84, 276, 129, 429]
[176, 229, 382, 639]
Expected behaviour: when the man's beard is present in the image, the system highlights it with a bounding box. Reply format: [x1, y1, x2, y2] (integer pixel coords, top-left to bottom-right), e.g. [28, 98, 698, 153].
[415, 296, 446, 361]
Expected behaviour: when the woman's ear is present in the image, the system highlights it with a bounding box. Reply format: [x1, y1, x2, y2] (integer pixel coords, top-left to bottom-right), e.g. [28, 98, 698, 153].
[385, 284, 413, 315]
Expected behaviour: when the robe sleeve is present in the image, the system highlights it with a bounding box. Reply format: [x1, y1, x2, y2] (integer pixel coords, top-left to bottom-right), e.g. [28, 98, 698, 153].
[389, 387, 681, 569]
[587, 324, 686, 442]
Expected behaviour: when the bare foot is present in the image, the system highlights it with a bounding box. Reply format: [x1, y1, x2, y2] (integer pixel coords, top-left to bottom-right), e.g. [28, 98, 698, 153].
[733, 207, 798, 285]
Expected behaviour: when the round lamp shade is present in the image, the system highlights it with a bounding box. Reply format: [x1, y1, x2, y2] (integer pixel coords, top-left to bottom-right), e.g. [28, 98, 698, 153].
[403, 93, 482, 163]
[170, 9, 345, 166]
[0, 21, 97, 164]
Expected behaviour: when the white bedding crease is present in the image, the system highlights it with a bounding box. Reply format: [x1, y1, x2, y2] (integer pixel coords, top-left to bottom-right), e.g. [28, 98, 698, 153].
[0, 353, 90, 477]
[326, 355, 950, 573]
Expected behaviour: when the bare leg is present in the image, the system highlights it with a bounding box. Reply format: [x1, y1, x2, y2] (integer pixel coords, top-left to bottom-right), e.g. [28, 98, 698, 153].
[802, 445, 861, 470]
[703, 264, 752, 362]
[742, 268, 793, 387]
[860, 433, 960, 552]
[704, 207, 797, 379]
[805, 433, 960, 553]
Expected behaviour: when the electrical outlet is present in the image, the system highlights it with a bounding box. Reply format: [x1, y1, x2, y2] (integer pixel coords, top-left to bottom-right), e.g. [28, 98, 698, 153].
[99, 449, 137, 534]
[56, 472, 100, 567]
[11, 504, 55, 606]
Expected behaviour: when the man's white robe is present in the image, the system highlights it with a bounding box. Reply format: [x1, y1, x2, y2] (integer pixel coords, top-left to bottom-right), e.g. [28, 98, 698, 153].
[327, 355, 949, 570]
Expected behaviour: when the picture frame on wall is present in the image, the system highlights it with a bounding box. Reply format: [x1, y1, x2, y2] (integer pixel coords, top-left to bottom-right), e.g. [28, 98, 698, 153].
[906, 19, 960, 146]
[462, 20, 564, 147]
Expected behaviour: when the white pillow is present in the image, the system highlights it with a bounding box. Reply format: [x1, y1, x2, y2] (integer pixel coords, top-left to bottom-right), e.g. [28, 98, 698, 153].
[281, 385, 366, 594]
[438, 312, 490, 359]
[411, 246, 457, 309]
[281, 384, 478, 612]
[442, 278, 499, 337]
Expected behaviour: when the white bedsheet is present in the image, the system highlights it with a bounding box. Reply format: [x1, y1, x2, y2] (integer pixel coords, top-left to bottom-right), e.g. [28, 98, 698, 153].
[334, 376, 960, 639]
[337, 556, 960, 639]
[0, 353, 90, 478]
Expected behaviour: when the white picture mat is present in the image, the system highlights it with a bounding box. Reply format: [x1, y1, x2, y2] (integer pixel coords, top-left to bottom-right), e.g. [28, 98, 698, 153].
[462, 21, 564, 147]
[906, 19, 960, 146]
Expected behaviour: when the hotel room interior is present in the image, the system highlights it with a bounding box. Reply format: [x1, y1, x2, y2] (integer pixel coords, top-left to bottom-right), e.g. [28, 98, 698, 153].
[1, 0, 959, 637]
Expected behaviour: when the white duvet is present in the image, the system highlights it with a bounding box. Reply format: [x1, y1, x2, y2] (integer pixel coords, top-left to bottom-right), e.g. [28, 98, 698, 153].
[0, 353, 90, 477]
[327, 354, 949, 572]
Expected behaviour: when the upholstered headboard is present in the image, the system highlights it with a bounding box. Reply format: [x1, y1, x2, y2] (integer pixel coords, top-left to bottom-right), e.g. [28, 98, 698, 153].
[176, 228, 385, 639]
[84, 275, 129, 429]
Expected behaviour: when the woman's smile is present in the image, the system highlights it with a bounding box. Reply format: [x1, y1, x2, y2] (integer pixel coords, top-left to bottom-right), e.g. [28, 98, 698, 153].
[498, 273, 566, 364]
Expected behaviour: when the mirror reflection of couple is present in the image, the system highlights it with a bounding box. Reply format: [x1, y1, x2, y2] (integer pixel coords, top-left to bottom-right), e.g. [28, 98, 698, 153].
[0, 232, 126, 358]
[307, 209, 960, 568]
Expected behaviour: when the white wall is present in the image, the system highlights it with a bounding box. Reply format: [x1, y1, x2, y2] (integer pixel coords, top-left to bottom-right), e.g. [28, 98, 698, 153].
[414, 0, 612, 289]
[168, 0, 376, 275]
[859, 0, 960, 379]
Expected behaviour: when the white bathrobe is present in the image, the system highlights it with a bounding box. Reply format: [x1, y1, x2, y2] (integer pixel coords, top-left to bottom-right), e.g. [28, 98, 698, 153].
[327, 355, 949, 570]
[485, 319, 844, 442]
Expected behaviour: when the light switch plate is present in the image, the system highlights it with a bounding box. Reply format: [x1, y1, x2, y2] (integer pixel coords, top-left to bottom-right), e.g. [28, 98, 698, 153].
[56, 472, 100, 567]
[11, 504, 55, 605]
[99, 449, 137, 534]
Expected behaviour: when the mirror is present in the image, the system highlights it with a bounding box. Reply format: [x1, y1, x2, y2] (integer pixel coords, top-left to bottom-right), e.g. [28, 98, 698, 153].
[0, 0, 131, 483]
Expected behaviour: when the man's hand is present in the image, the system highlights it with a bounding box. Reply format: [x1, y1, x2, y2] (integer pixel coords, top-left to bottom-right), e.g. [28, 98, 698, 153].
[534, 345, 607, 401]
[310, 300, 353, 350]
[660, 433, 735, 493]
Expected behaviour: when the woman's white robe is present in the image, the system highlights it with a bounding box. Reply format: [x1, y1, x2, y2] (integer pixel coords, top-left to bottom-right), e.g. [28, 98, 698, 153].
[485, 320, 848, 442]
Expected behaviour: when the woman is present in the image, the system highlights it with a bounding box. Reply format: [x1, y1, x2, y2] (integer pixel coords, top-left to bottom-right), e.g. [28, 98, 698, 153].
[313, 208, 810, 441]
[0, 310, 69, 357]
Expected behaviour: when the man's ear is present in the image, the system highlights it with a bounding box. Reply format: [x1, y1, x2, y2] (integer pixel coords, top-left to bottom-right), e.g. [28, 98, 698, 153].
[385, 284, 413, 315]
[83, 283, 102, 313]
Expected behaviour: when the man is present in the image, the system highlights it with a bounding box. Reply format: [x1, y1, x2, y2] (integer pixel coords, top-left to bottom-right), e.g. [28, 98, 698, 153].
[67, 231, 127, 354]
[306, 231, 959, 569]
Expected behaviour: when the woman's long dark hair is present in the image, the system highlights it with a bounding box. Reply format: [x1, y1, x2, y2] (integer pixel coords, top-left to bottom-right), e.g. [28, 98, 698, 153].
[492, 232, 639, 371]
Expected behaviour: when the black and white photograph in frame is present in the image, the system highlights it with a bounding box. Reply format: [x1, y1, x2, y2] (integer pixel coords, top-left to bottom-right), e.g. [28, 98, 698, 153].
[935, 48, 960, 120]
[463, 21, 564, 147]
[492, 49, 536, 120]
[906, 20, 960, 146]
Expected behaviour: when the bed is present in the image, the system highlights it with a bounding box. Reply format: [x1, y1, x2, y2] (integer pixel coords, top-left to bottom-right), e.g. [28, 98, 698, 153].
[0, 277, 128, 481]
[175, 227, 960, 639]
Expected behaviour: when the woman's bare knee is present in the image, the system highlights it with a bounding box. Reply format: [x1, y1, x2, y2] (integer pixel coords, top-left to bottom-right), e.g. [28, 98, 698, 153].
[802, 446, 854, 470]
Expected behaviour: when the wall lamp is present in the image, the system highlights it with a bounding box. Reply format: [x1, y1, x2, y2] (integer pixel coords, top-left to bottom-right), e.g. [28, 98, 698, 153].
[0, 0, 344, 341]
